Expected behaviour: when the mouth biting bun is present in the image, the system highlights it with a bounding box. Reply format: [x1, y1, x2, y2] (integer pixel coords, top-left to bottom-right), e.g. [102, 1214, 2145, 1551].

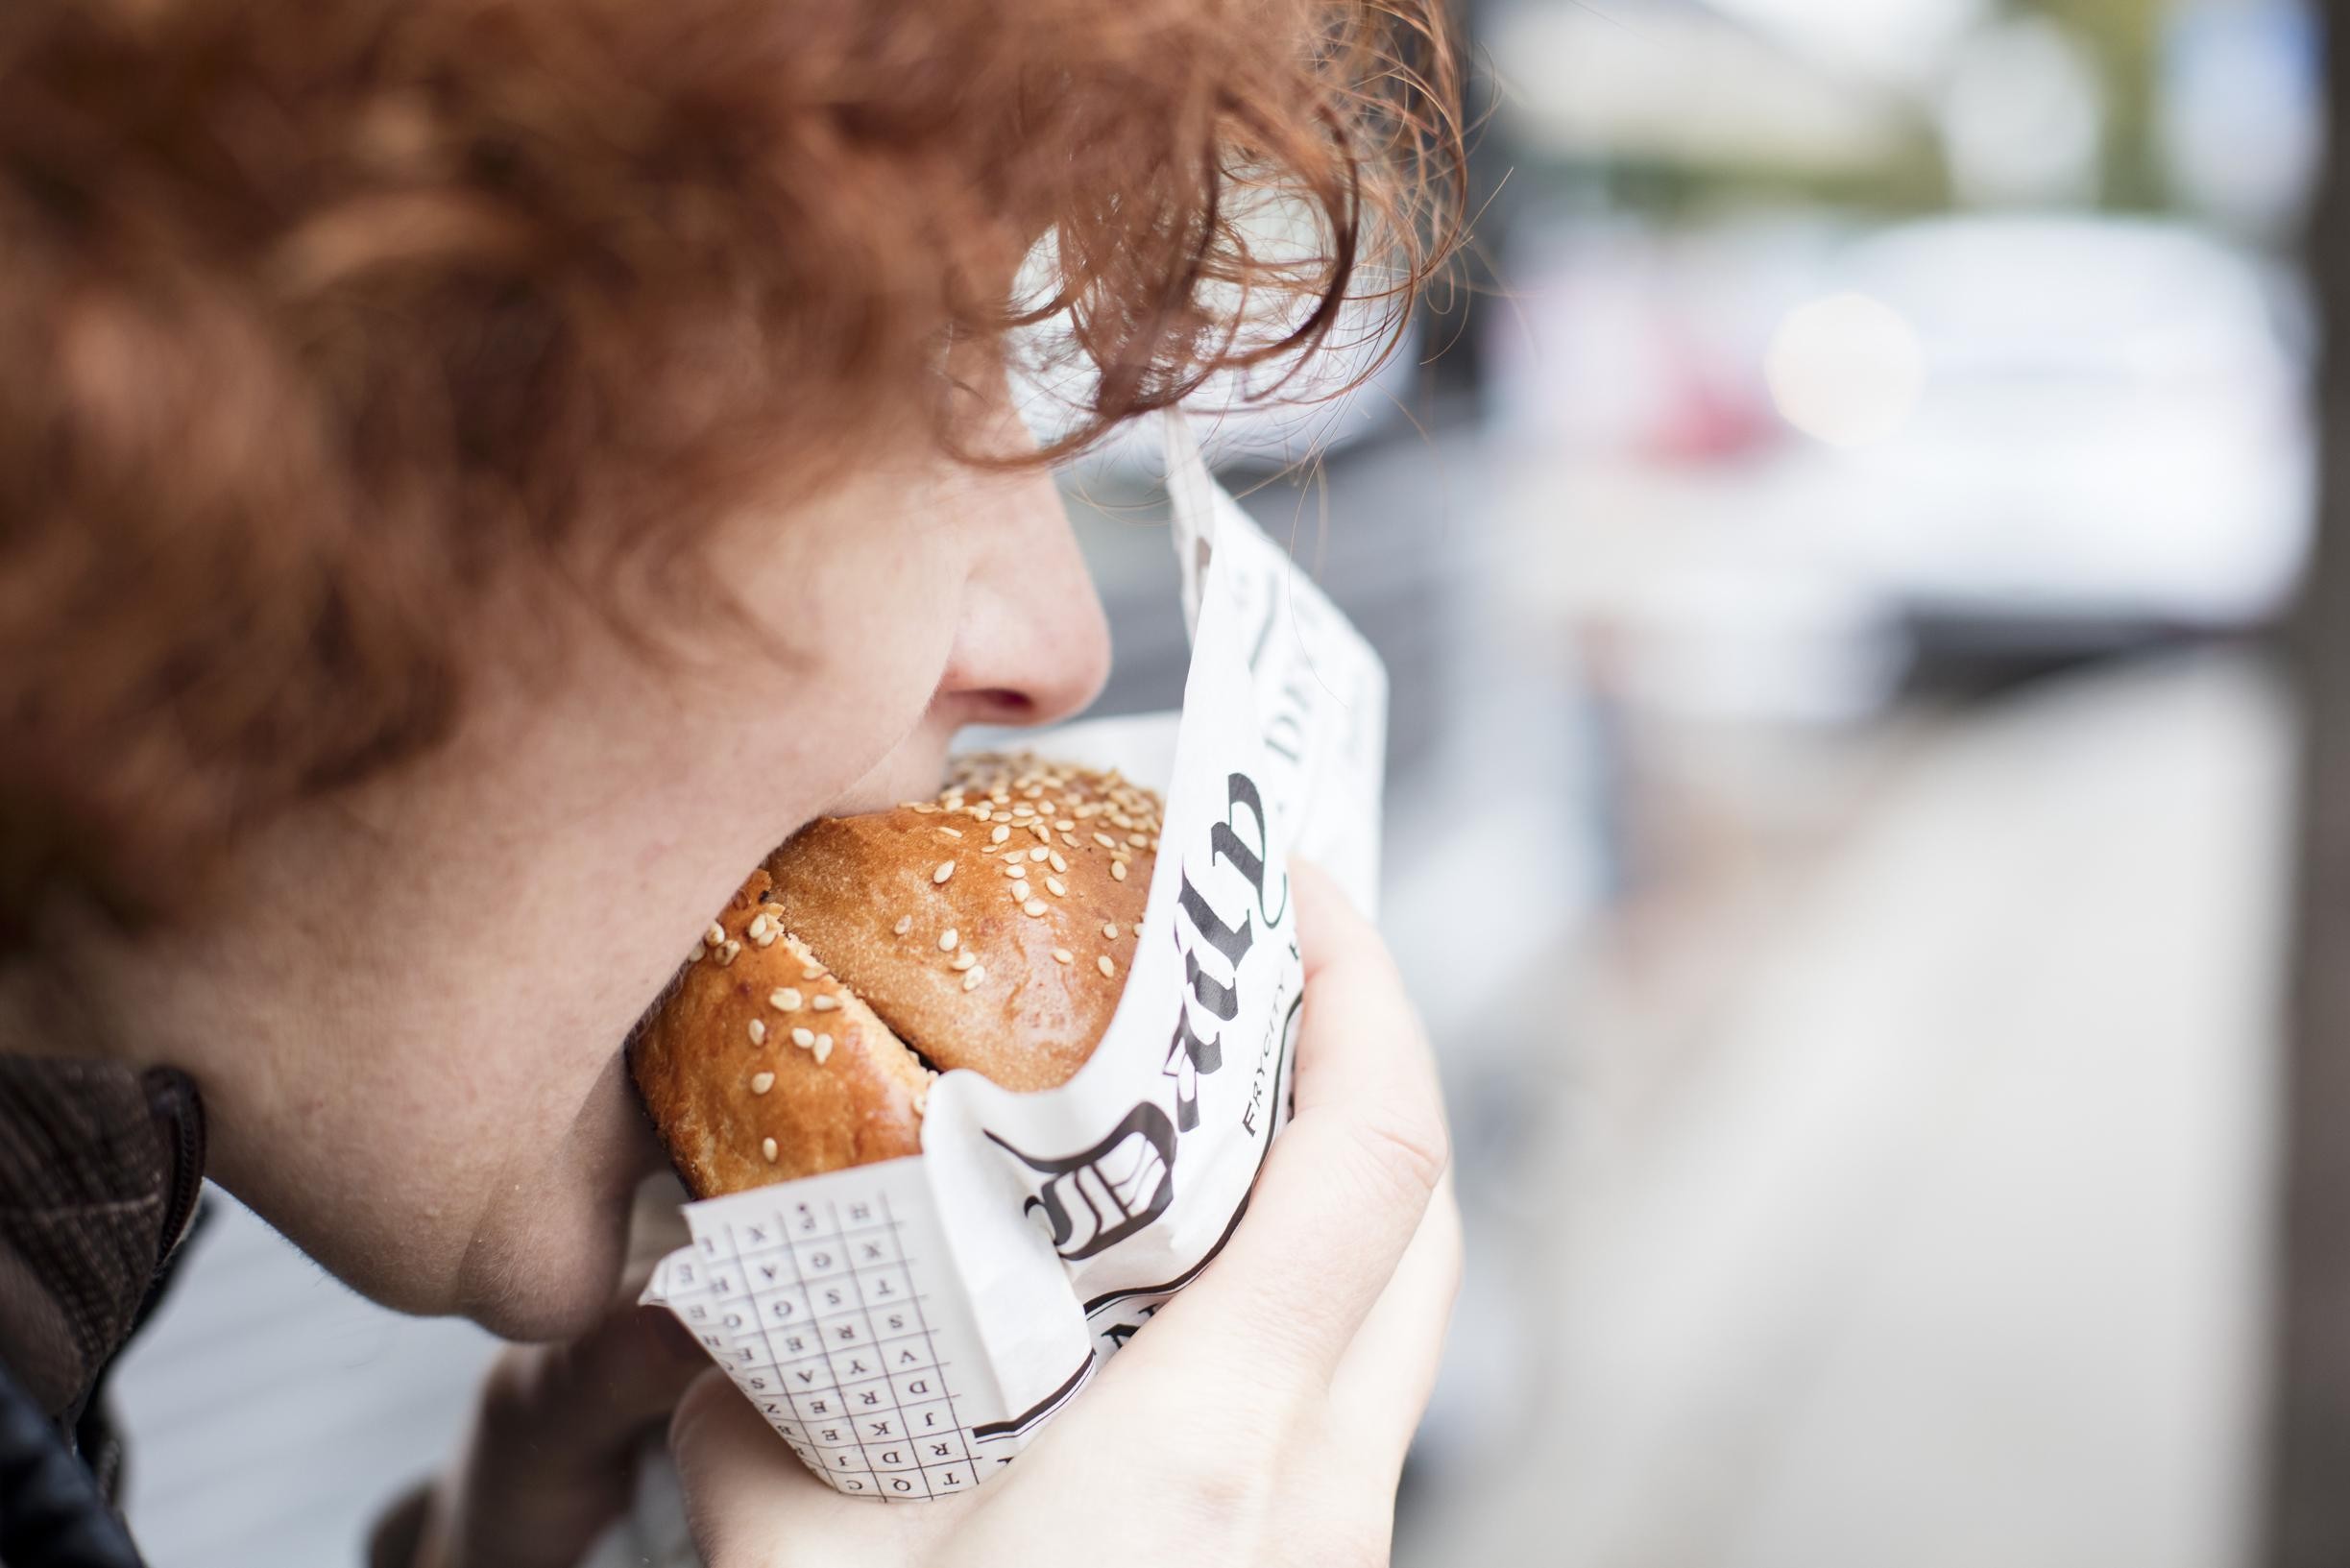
[631, 754, 1161, 1198]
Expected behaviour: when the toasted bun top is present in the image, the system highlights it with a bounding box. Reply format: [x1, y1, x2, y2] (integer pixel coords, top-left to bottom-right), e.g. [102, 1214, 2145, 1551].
[632, 754, 1160, 1197]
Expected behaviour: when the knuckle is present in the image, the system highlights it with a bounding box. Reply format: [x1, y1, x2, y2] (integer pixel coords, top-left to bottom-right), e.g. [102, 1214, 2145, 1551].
[1344, 1099, 1450, 1208]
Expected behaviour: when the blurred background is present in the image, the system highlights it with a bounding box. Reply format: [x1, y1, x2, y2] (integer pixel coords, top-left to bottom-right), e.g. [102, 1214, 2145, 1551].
[107, 1, 2329, 1563]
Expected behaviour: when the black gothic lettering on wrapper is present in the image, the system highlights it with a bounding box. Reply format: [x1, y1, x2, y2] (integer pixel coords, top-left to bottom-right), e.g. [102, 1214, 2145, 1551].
[985, 1101, 1177, 1260]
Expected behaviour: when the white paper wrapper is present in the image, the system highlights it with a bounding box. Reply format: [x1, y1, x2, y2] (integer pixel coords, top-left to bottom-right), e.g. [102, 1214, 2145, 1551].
[640, 416, 1388, 1499]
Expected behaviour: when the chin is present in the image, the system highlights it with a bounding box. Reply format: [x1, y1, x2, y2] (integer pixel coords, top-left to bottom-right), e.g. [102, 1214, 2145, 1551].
[456, 1071, 676, 1342]
[457, 1187, 641, 1341]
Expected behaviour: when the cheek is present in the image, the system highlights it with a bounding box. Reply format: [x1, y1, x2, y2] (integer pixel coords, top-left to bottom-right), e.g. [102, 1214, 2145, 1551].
[735, 534, 966, 786]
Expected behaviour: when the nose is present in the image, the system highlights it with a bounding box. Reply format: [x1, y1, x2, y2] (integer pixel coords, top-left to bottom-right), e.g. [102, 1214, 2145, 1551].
[933, 462, 1112, 732]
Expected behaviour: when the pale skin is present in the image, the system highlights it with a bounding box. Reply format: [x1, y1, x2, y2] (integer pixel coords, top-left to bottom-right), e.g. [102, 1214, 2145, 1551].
[1, 398, 1459, 1565]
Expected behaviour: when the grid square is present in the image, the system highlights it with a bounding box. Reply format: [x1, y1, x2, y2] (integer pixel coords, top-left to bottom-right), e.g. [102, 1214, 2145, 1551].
[855, 1264, 914, 1309]
[902, 1398, 957, 1439]
[792, 1236, 852, 1281]
[890, 1366, 947, 1407]
[921, 1462, 975, 1494]
[849, 1228, 901, 1266]
[807, 1277, 861, 1318]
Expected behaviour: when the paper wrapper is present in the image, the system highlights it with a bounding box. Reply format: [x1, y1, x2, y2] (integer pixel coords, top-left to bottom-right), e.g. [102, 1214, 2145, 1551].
[640, 416, 1387, 1499]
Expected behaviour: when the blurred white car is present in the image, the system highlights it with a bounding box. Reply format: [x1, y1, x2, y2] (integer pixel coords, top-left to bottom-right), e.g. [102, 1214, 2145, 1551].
[1780, 214, 2312, 638]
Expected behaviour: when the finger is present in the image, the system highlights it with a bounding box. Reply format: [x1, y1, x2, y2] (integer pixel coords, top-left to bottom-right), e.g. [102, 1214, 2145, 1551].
[1330, 1168, 1464, 1471]
[1138, 860, 1449, 1392]
[442, 1307, 714, 1568]
[483, 1305, 711, 1448]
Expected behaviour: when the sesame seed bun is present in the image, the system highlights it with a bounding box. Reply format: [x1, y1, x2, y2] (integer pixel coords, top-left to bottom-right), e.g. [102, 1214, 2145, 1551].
[631, 754, 1160, 1198]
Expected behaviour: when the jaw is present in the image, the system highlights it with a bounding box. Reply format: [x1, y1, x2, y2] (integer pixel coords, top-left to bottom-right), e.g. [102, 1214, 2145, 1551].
[452, 1049, 670, 1341]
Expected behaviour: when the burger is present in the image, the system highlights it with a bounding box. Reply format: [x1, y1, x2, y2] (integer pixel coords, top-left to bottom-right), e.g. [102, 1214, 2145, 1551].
[632, 754, 1162, 1198]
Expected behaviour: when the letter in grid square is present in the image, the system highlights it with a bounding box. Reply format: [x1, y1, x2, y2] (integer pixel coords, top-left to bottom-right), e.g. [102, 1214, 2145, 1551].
[850, 1228, 900, 1267]
[903, 1398, 957, 1437]
[756, 1284, 813, 1333]
[839, 1375, 891, 1414]
[790, 1389, 841, 1424]
[889, 1367, 944, 1407]
[824, 1312, 877, 1350]
[741, 1251, 797, 1294]
[855, 1264, 913, 1309]
[793, 1236, 849, 1281]
[808, 1277, 858, 1317]
[922, 1463, 974, 1494]
[868, 1437, 920, 1473]
[827, 1345, 882, 1386]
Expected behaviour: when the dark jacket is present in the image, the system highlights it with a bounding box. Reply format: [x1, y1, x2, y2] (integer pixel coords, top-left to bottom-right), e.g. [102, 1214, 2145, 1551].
[0, 1058, 205, 1568]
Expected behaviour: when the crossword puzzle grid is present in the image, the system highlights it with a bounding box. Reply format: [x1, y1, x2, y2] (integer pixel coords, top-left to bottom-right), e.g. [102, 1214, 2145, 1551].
[668, 1193, 977, 1499]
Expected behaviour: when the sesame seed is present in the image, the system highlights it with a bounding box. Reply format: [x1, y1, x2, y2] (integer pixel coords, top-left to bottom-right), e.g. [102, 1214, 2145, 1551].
[1111, 860, 1127, 881]
[1103, 922, 1121, 939]
[688, 942, 707, 963]
[706, 923, 727, 947]
[813, 1034, 834, 1063]
[1053, 948, 1074, 964]
[1062, 832, 1082, 848]
[1046, 877, 1068, 898]
[911, 804, 937, 814]
[1056, 820, 1076, 832]
[1029, 846, 1050, 862]
[755, 929, 779, 949]
[971, 806, 992, 822]
[770, 988, 801, 1011]
[812, 994, 839, 1012]
[747, 1018, 767, 1045]
[1005, 864, 1028, 880]
[1030, 823, 1052, 842]
[1094, 832, 1118, 850]
[1128, 832, 1149, 847]
[751, 1072, 774, 1095]
[718, 939, 743, 965]
[933, 860, 957, 884]
[1012, 804, 1033, 817]
[762, 1137, 779, 1163]
[961, 967, 986, 992]
[1049, 852, 1068, 874]
[893, 915, 914, 936]
[747, 913, 771, 940]
[791, 1027, 815, 1049]
[1023, 900, 1048, 917]
[951, 951, 977, 971]
[938, 928, 959, 953]
[1098, 955, 1117, 977]
[802, 963, 824, 980]
[938, 827, 963, 839]
[913, 1089, 929, 1115]
[991, 824, 1011, 844]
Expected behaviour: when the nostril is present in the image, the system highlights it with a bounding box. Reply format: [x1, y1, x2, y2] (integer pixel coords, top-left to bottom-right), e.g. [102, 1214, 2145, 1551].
[973, 688, 1036, 720]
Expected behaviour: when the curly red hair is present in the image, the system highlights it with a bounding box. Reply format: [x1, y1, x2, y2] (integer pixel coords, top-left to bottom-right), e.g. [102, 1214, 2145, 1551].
[0, 0, 1460, 950]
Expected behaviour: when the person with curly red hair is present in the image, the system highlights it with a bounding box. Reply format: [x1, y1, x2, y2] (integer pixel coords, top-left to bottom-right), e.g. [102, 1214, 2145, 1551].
[0, 0, 1463, 1562]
